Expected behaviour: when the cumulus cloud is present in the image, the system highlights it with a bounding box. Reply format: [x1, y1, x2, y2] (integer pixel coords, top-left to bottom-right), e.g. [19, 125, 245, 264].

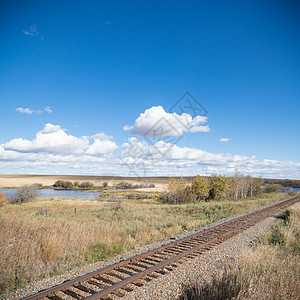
[3, 123, 117, 156]
[124, 106, 210, 137]
[219, 138, 231, 142]
[16, 106, 53, 114]
[119, 138, 300, 179]
[1, 124, 299, 179]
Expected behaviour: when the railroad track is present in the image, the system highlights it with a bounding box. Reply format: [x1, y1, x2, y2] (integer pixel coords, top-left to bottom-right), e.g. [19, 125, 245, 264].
[23, 195, 300, 300]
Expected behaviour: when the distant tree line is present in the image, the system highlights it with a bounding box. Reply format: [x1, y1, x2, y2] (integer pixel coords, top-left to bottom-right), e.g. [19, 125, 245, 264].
[52, 180, 155, 190]
[161, 172, 266, 204]
[115, 182, 155, 189]
[53, 180, 94, 189]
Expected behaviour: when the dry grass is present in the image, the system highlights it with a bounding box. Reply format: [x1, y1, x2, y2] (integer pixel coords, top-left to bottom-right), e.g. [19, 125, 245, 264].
[180, 204, 300, 300]
[0, 192, 290, 293]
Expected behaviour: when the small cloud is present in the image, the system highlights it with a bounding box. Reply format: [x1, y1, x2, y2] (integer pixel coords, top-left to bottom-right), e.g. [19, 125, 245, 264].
[219, 138, 231, 142]
[23, 25, 39, 36]
[44, 106, 52, 113]
[16, 107, 33, 114]
[104, 20, 112, 25]
[16, 106, 53, 115]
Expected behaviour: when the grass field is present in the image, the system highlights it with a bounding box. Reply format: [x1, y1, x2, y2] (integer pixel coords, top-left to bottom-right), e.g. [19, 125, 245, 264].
[0, 192, 290, 293]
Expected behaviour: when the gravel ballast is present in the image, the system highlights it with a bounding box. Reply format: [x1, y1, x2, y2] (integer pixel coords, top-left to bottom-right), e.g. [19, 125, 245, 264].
[2, 203, 298, 300]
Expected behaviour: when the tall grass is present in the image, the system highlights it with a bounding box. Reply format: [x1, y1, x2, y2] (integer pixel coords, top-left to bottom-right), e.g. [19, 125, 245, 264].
[180, 204, 300, 300]
[0, 193, 288, 292]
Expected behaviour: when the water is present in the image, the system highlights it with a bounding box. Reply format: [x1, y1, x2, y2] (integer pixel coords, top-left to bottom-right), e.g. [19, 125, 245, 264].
[2, 188, 123, 200]
[278, 187, 300, 193]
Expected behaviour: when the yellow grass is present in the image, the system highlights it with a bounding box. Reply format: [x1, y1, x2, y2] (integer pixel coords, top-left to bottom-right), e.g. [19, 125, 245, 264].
[0, 192, 290, 293]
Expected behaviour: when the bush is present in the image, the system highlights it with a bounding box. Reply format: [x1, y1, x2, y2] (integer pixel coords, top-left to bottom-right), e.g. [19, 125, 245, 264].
[8, 185, 38, 204]
[0, 189, 7, 207]
[116, 182, 133, 189]
[102, 182, 108, 188]
[264, 184, 278, 193]
[288, 190, 297, 197]
[179, 269, 242, 300]
[53, 180, 74, 189]
[209, 174, 228, 200]
[191, 176, 210, 201]
[79, 182, 94, 189]
[161, 178, 193, 204]
[116, 182, 154, 189]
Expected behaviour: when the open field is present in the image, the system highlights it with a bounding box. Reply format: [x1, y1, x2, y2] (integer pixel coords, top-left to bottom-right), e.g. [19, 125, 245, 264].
[0, 192, 291, 293]
[0, 175, 167, 191]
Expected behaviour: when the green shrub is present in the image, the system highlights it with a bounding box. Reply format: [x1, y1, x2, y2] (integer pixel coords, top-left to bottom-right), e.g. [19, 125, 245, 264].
[264, 184, 278, 193]
[53, 180, 74, 189]
[79, 181, 94, 189]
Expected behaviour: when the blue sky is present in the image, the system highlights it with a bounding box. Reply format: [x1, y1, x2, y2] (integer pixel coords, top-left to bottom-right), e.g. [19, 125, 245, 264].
[0, 0, 299, 178]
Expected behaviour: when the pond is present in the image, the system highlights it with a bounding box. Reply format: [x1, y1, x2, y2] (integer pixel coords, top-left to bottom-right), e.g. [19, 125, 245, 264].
[1, 188, 124, 201]
[279, 187, 300, 193]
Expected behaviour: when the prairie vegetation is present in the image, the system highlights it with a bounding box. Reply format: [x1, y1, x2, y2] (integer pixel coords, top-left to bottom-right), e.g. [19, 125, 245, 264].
[52, 179, 154, 190]
[115, 182, 155, 189]
[0, 188, 7, 207]
[162, 173, 263, 204]
[7, 184, 39, 204]
[53, 180, 95, 189]
[180, 204, 300, 300]
[0, 192, 289, 293]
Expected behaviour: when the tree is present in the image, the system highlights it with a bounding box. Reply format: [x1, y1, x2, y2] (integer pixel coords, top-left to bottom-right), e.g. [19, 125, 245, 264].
[191, 176, 210, 201]
[0, 188, 7, 207]
[79, 181, 94, 189]
[226, 173, 263, 200]
[163, 177, 192, 204]
[8, 185, 38, 204]
[209, 174, 228, 200]
[53, 180, 74, 189]
[248, 176, 263, 197]
[264, 184, 278, 193]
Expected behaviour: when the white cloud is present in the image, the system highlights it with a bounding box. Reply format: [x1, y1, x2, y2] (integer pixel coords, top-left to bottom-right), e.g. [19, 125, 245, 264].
[16, 106, 53, 114]
[219, 138, 231, 142]
[3, 123, 117, 156]
[119, 139, 300, 179]
[44, 106, 52, 113]
[23, 25, 39, 36]
[16, 107, 33, 114]
[124, 106, 210, 137]
[0, 124, 299, 179]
